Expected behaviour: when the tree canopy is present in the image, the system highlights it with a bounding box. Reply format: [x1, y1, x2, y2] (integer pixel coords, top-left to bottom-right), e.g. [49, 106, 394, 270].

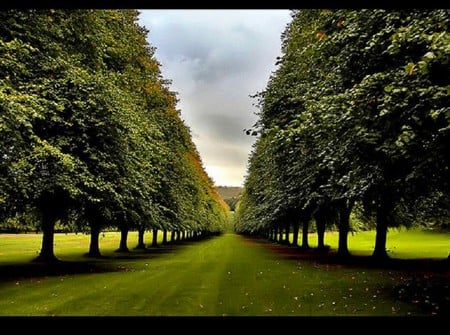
[0, 9, 229, 261]
[235, 9, 450, 259]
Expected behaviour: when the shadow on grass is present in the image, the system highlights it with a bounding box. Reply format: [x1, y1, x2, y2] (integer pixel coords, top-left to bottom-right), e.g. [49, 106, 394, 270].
[0, 236, 216, 283]
[0, 260, 120, 282]
[241, 235, 450, 272]
[241, 234, 450, 316]
[110, 236, 216, 259]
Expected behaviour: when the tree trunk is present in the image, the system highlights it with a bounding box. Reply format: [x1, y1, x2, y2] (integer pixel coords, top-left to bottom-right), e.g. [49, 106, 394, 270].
[337, 201, 352, 258]
[162, 229, 168, 245]
[181, 230, 186, 241]
[316, 218, 325, 250]
[292, 222, 299, 247]
[284, 225, 290, 244]
[301, 219, 310, 250]
[372, 205, 389, 260]
[135, 226, 146, 249]
[117, 227, 129, 252]
[88, 224, 101, 257]
[170, 230, 175, 242]
[175, 230, 180, 242]
[36, 212, 58, 262]
[278, 226, 283, 243]
[151, 228, 158, 247]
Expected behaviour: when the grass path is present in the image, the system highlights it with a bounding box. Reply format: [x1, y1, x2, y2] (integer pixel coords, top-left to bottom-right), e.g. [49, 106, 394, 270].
[0, 232, 448, 316]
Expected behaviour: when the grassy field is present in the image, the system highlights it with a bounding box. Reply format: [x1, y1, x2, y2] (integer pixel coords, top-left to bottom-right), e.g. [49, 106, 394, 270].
[0, 229, 448, 316]
[295, 228, 450, 259]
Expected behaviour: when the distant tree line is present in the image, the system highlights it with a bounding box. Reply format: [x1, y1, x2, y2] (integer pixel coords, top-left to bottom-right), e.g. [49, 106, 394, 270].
[216, 186, 243, 211]
[234, 9, 450, 259]
[0, 9, 230, 262]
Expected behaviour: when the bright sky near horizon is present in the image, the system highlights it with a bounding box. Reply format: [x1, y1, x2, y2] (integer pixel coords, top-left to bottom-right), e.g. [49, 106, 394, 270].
[138, 10, 292, 187]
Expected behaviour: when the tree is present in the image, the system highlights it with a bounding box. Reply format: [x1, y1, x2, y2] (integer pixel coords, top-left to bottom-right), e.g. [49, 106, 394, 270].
[237, 9, 450, 262]
[1, 9, 230, 262]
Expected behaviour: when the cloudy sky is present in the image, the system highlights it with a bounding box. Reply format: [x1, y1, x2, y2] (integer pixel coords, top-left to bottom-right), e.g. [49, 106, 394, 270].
[138, 10, 292, 187]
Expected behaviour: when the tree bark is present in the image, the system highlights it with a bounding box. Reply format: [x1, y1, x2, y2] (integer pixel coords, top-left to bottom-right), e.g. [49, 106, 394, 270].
[372, 204, 389, 260]
[151, 228, 158, 247]
[316, 218, 325, 250]
[337, 201, 352, 258]
[284, 224, 290, 244]
[301, 219, 310, 250]
[162, 229, 168, 244]
[36, 211, 58, 262]
[292, 222, 299, 247]
[88, 224, 101, 257]
[135, 226, 146, 249]
[117, 227, 129, 252]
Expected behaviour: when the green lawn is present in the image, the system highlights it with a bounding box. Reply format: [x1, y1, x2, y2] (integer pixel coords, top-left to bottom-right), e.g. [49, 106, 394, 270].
[299, 228, 450, 259]
[0, 229, 448, 316]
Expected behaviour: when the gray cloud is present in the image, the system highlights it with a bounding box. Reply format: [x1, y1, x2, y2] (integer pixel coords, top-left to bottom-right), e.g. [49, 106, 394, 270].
[150, 21, 213, 62]
[139, 10, 291, 186]
[192, 113, 253, 145]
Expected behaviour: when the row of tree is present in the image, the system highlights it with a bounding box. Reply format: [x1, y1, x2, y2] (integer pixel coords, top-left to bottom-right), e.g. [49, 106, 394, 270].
[235, 9, 450, 259]
[0, 9, 229, 261]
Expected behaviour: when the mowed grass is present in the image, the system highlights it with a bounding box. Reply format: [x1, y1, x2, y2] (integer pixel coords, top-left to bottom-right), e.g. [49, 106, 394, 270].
[295, 228, 450, 259]
[0, 229, 448, 316]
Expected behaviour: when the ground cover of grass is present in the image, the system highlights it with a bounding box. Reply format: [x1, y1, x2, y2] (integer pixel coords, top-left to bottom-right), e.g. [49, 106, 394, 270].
[0, 229, 448, 316]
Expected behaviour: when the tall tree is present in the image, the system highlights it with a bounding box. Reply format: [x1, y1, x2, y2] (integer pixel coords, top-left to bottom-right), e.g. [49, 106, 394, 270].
[0, 9, 230, 261]
[237, 9, 450, 262]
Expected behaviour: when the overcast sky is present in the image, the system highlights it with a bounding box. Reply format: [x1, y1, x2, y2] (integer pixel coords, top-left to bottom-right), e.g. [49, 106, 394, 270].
[138, 10, 292, 187]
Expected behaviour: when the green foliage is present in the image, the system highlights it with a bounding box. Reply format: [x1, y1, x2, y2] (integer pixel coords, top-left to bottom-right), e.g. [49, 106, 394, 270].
[216, 186, 242, 211]
[237, 9, 450, 255]
[0, 9, 228, 255]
